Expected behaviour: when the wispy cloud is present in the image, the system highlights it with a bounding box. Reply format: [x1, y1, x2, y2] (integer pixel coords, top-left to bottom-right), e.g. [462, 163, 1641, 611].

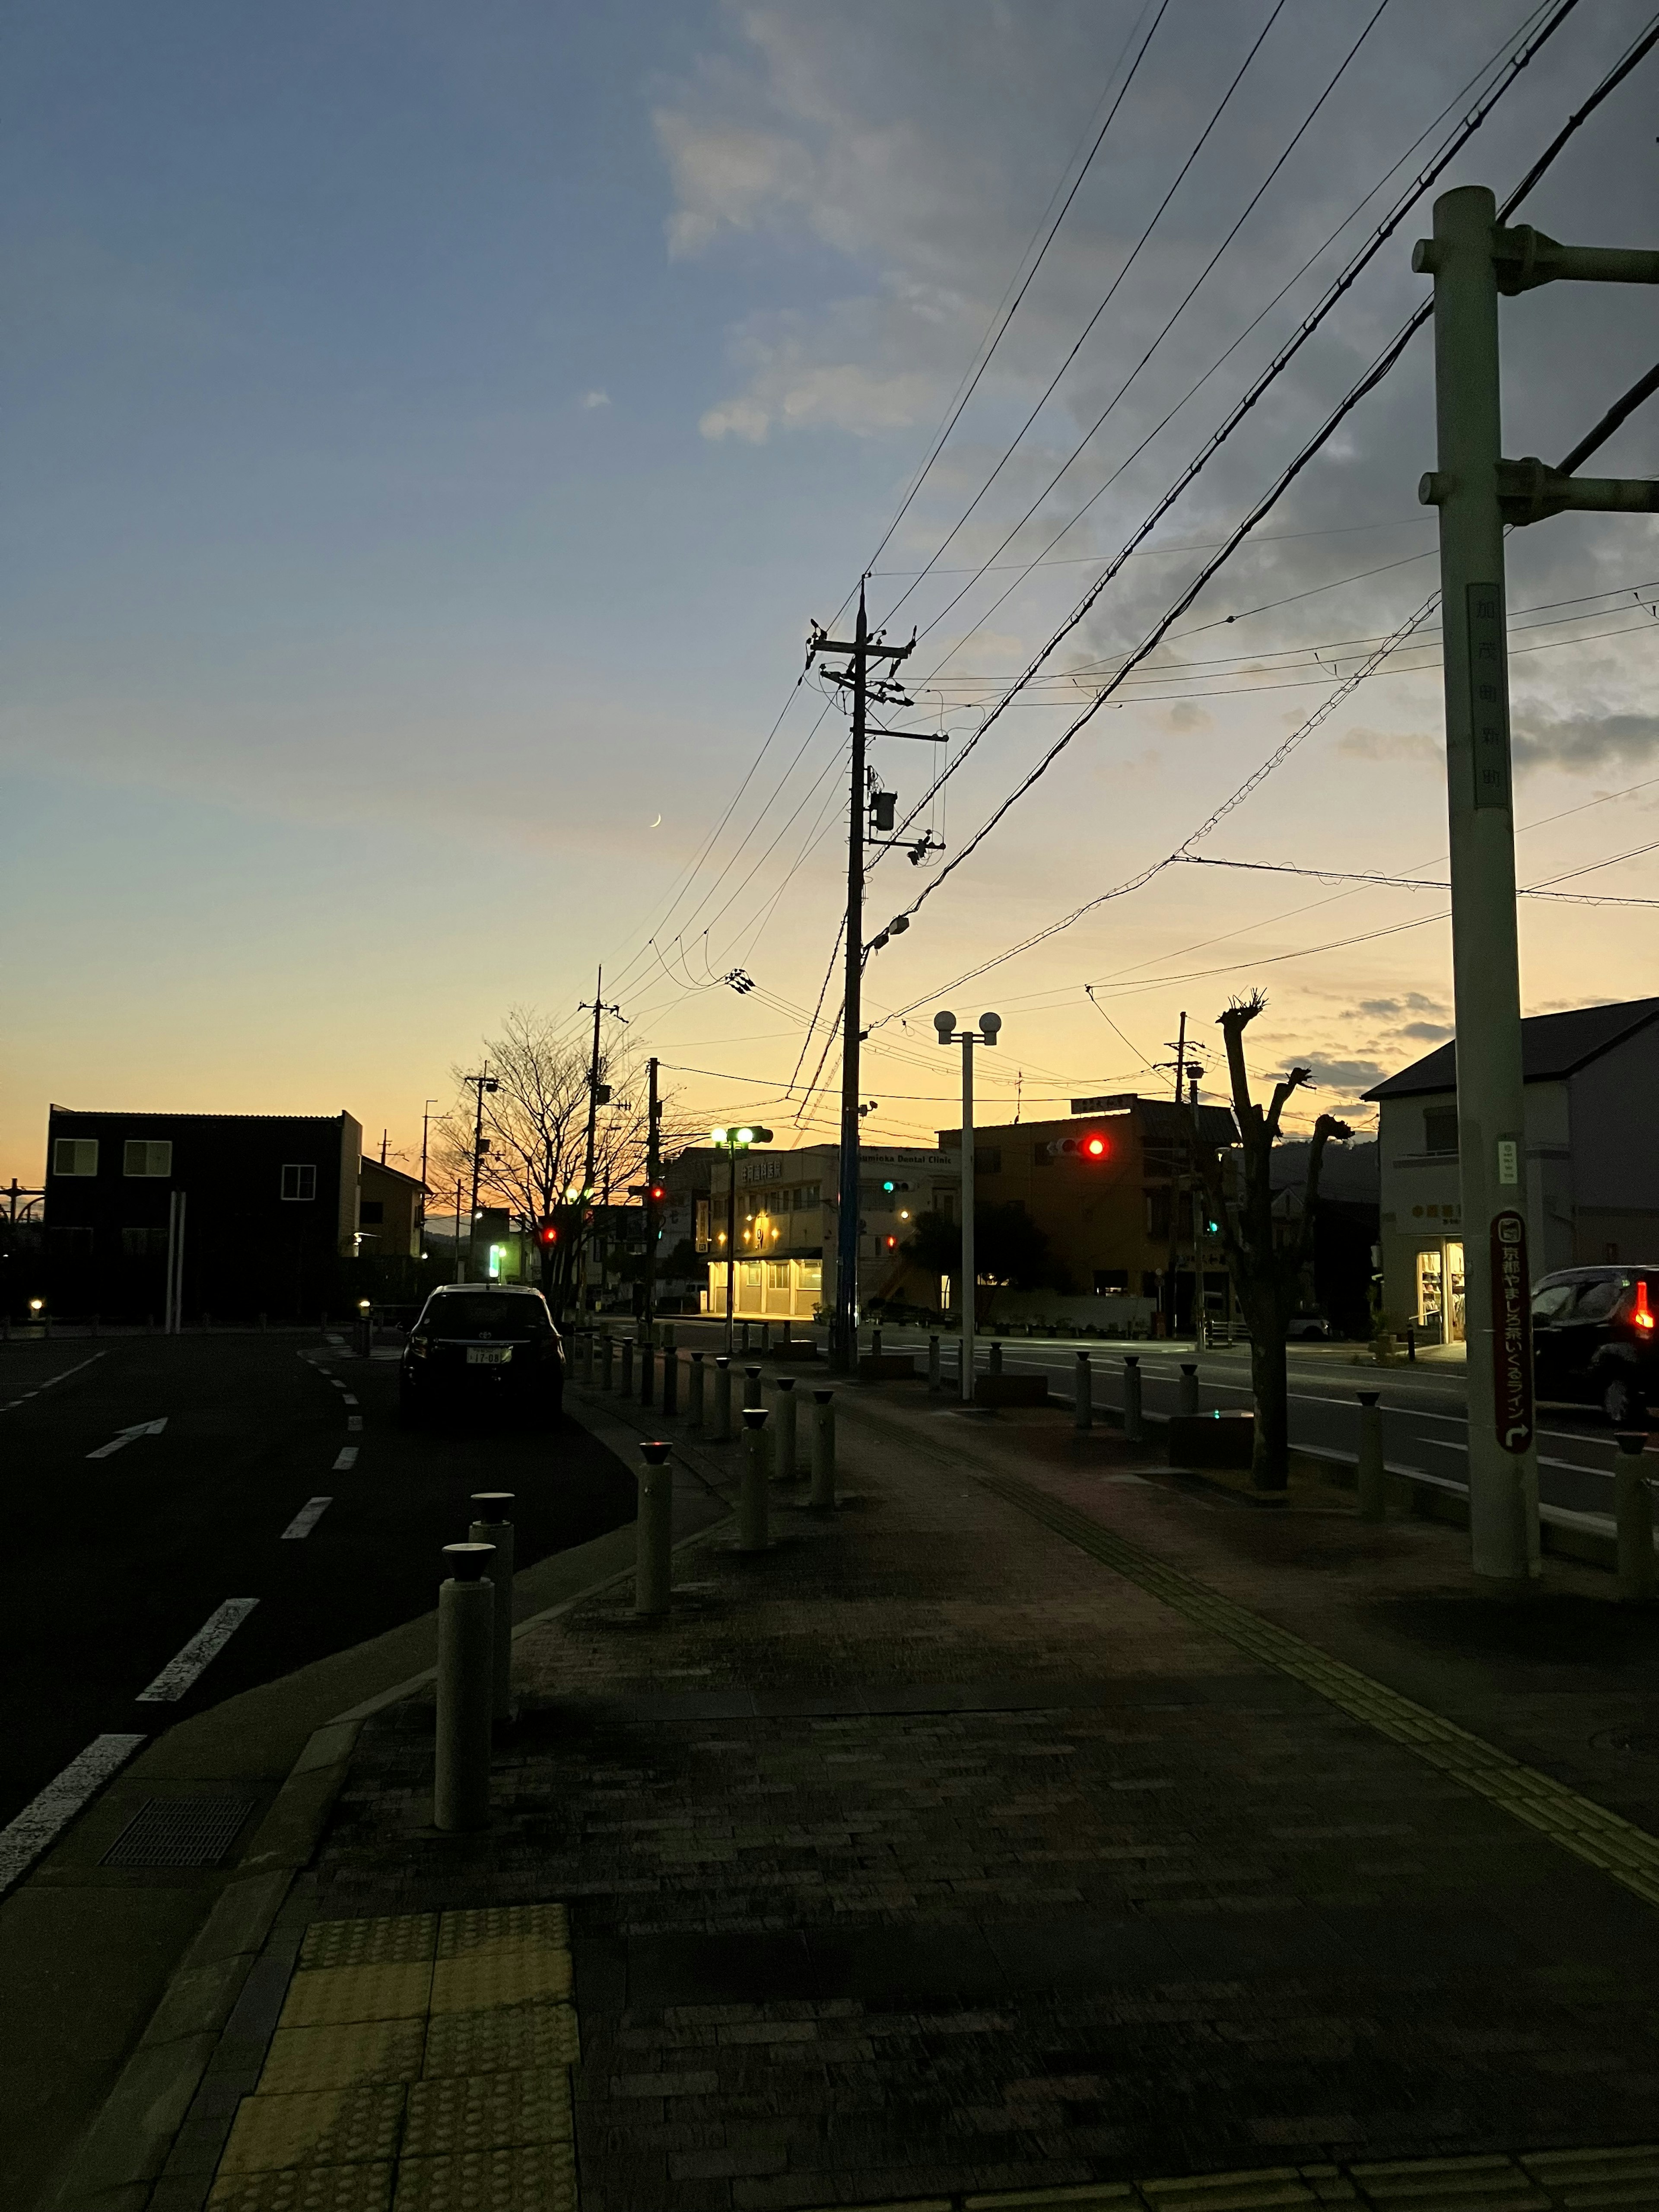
[579, 388, 611, 410]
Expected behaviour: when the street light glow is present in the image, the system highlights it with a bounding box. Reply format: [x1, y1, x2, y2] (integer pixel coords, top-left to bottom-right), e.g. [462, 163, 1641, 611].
[711, 1127, 728, 1144]
[735, 1126, 755, 1145]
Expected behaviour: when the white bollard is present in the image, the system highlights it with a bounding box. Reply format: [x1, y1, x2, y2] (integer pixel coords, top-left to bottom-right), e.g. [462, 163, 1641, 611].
[713, 1356, 733, 1442]
[810, 1388, 836, 1510]
[1357, 1392, 1386, 1522]
[689, 1351, 706, 1434]
[635, 1441, 674, 1616]
[739, 1409, 771, 1551]
[434, 1541, 496, 1833]
[1122, 1356, 1144, 1444]
[467, 1494, 516, 1726]
[1074, 1350, 1092, 1432]
[1615, 1433, 1656, 1603]
[1178, 1363, 1199, 1417]
[774, 1376, 799, 1480]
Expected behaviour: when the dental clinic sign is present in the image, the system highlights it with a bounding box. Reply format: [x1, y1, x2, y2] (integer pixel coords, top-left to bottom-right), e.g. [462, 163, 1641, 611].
[1489, 1210, 1533, 1454]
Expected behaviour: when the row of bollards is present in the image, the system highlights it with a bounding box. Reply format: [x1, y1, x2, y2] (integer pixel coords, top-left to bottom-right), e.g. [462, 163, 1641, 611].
[434, 1487, 519, 1834]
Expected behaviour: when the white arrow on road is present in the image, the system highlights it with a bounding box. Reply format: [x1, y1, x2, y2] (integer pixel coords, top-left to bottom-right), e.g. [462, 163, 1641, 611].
[86, 1418, 168, 1461]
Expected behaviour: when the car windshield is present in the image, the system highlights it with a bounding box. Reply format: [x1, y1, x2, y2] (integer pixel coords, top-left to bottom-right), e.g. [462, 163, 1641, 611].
[419, 1294, 550, 1339]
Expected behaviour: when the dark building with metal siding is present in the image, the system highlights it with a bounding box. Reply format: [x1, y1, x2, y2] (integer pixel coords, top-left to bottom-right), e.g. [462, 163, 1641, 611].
[42, 1107, 361, 1322]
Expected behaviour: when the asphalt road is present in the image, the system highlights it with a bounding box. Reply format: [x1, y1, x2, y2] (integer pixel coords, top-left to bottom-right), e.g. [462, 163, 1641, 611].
[0, 1327, 638, 1844]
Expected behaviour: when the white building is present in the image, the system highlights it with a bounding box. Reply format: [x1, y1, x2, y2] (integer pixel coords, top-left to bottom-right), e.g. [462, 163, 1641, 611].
[1364, 996, 1659, 1344]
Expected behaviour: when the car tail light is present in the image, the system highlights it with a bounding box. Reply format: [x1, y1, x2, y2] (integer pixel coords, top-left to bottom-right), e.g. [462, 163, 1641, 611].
[1635, 1281, 1655, 1332]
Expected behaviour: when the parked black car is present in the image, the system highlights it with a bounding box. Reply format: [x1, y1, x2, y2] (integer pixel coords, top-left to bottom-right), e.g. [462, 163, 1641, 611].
[1531, 1266, 1659, 1425]
[399, 1284, 564, 1423]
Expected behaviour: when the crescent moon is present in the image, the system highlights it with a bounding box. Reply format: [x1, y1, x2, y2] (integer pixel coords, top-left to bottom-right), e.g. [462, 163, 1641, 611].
[649, 814, 662, 828]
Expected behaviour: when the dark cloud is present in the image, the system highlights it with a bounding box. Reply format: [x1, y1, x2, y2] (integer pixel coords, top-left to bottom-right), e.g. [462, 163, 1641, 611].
[1513, 710, 1659, 772]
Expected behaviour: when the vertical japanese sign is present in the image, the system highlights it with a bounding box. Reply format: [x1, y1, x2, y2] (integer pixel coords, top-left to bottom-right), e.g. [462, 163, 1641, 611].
[1490, 1209, 1533, 1453]
[1467, 582, 1512, 810]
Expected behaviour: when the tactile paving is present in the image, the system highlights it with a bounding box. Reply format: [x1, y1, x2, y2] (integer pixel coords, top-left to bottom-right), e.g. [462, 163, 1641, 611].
[428, 1947, 571, 2016]
[420, 2000, 578, 2078]
[300, 1915, 439, 1971]
[1344, 2157, 1547, 2210]
[259, 2021, 426, 2096]
[1139, 2174, 1328, 2212]
[389, 2140, 578, 2212]
[207, 2162, 394, 2212]
[1518, 2144, 1659, 2204]
[967, 2189, 1141, 2210]
[435, 1904, 569, 1958]
[401, 2069, 572, 2158]
[219, 2085, 406, 2174]
[278, 1962, 434, 2030]
[982, 1472, 1659, 1913]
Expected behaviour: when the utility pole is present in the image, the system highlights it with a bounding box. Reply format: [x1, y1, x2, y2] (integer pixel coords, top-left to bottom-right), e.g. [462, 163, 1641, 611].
[808, 585, 914, 1373]
[643, 1055, 662, 1338]
[935, 1011, 1001, 1401]
[461, 1065, 498, 1284]
[1189, 1068, 1206, 1349]
[577, 969, 623, 1316]
[1164, 1012, 1187, 1339]
[1414, 186, 1659, 1587]
[419, 1100, 442, 1248]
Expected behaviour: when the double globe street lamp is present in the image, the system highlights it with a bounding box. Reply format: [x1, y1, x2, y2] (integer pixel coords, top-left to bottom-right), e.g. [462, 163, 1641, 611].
[711, 1125, 773, 1356]
[934, 1011, 1001, 1405]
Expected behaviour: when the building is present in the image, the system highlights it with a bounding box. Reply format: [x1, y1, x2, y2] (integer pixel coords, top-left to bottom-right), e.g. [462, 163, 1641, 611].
[42, 1106, 362, 1322]
[937, 1095, 1239, 1331]
[1364, 996, 1659, 1344]
[699, 1143, 957, 1322]
[357, 1157, 425, 1262]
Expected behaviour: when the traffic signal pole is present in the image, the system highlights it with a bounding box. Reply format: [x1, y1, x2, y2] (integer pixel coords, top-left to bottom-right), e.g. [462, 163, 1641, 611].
[1415, 185, 1659, 1588]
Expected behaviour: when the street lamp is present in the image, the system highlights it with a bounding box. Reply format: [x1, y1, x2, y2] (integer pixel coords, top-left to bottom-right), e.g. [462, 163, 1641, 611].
[712, 1125, 772, 1355]
[935, 1010, 1001, 1404]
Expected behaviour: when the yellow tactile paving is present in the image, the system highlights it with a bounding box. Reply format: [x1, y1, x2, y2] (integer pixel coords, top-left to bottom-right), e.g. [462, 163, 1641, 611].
[1344, 2158, 1546, 2209]
[219, 2085, 406, 2174]
[966, 2191, 1148, 2210]
[207, 2161, 394, 2212]
[301, 1915, 439, 1971]
[436, 1904, 569, 1958]
[428, 1945, 572, 2015]
[401, 2068, 573, 2158]
[390, 2139, 578, 2211]
[259, 2021, 426, 2097]
[279, 1961, 435, 2030]
[983, 1473, 1659, 1915]
[1137, 2175, 1332, 2212]
[1519, 2143, 1659, 2202]
[420, 2000, 579, 2078]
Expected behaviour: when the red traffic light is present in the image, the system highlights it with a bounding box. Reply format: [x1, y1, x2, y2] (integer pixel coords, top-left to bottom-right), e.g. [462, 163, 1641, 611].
[1084, 1133, 1107, 1159]
[649, 1184, 667, 1204]
[537, 1221, 559, 1246]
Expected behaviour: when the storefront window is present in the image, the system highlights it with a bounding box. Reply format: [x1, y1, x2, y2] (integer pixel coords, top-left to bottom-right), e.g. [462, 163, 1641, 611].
[1445, 1240, 1465, 1342]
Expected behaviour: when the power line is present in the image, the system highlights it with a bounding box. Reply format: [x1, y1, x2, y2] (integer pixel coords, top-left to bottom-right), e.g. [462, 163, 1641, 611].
[1176, 850, 1659, 906]
[875, 0, 1591, 858]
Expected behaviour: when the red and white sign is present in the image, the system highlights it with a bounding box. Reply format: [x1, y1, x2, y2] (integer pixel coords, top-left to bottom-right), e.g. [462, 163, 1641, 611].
[1490, 1209, 1533, 1454]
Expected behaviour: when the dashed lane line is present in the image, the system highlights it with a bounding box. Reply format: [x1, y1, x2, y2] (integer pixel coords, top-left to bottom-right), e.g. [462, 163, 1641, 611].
[341, 1392, 358, 1406]
[1, 1349, 108, 1412]
[333, 1446, 358, 1471]
[85, 1417, 168, 1460]
[281, 1497, 333, 1541]
[135, 1599, 260, 1703]
[0, 1733, 147, 1898]
[982, 1471, 1659, 1913]
[346, 1415, 362, 1432]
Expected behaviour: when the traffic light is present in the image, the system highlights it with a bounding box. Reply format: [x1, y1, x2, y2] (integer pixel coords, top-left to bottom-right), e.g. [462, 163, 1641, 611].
[879, 1179, 909, 1195]
[648, 1183, 666, 1205]
[1048, 1131, 1110, 1160]
[537, 1220, 559, 1247]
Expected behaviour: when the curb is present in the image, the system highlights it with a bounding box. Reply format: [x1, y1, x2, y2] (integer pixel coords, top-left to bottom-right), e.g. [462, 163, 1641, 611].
[39, 1392, 733, 2211]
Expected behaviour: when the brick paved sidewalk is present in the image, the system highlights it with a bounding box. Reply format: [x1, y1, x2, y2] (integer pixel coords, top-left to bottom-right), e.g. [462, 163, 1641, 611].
[188, 1376, 1659, 2210]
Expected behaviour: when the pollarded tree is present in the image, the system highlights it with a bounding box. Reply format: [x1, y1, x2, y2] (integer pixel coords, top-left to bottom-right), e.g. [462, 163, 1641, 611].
[1188, 992, 1351, 1491]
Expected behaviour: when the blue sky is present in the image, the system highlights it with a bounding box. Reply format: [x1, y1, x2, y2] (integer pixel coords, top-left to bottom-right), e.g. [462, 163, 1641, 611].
[5, 0, 1657, 1179]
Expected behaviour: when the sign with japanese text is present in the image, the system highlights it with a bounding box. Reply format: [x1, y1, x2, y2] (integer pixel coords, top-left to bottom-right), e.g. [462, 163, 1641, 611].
[1467, 582, 1513, 811]
[1489, 1208, 1533, 1454]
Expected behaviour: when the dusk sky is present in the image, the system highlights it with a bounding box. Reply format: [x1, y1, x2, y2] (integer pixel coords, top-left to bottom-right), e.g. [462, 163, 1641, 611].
[5, 0, 1656, 1185]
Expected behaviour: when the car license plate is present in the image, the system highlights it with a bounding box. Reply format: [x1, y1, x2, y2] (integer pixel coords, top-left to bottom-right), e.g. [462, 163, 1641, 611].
[467, 1347, 511, 1366]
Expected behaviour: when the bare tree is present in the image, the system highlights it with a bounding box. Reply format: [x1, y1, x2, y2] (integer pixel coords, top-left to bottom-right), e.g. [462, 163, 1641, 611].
[1189, 992, 1351, 1491]
[430, 1008, 665, 1312]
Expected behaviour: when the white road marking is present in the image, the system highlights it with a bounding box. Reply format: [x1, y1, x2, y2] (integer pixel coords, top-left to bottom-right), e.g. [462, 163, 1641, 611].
[2, 1351, 108, 1412]
[1418, 1436, 1614, 1478]
[333, 1446, 358, 1471]
[136, 1600, 259, 1702]
[0, 1733, 147, 1898]
[281, 1497, 333, 1540]
[346, 1415, 362, 1432]
[86, 1417, 168, 1461]
[341, 1393, 358, 1406]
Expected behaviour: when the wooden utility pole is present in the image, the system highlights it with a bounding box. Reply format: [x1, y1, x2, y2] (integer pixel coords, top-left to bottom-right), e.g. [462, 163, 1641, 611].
[808, 585, 914, 1374]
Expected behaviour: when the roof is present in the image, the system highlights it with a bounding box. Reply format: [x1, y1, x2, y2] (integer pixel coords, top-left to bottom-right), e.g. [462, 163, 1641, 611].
[49, 1105, 353, 1124]
[361, 1158, 426, 1191]
[1363, 997, 1659, 1102]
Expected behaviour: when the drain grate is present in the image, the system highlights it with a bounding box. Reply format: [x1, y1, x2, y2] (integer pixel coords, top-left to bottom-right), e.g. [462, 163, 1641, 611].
[101, 1796, 254, 1868]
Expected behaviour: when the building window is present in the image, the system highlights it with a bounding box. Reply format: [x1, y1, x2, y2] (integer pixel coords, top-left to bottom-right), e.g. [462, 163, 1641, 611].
[767, 1262, 790, 1288]
[742, 1262, 763, 1287]
[800, 1261, 823, 1292]
[52, 1138, 99, 1177]
[122, 1227, 169, 1259]
[1423, 1108, 1459, 1155]
[1146, 1185, 1173, 1239]
[1094, 1269, 1128, 1293]
[48, 1225, 94, 1261]
[281, 1163, 317, 1202]
[359, 1200, 385, 1226]
[801, 1183, 820, 1206]
[124, 1140, 172, 1178]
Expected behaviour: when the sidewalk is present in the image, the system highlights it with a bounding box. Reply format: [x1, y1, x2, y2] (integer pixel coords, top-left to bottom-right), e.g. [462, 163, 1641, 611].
[134, 1369, 1659, 2210]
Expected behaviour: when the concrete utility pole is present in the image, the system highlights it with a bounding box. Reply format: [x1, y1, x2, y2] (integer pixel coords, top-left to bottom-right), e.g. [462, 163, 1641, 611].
[461, 1065, 498, 1284]
[935, 1011, 1001, 1403]
[419, 1100, 442, 1247]
[808, 587, 915, 1374]
[643, 1056, 662, 1337]
[1414, 186, 1659, 1588]
[577, 970, 623, 1315]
